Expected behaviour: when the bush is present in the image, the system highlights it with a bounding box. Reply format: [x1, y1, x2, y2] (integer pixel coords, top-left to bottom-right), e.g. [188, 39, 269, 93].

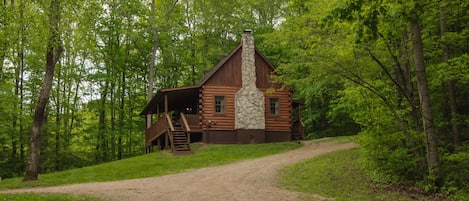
[359, 130, 425, 185]
[441, 148, 469, 200]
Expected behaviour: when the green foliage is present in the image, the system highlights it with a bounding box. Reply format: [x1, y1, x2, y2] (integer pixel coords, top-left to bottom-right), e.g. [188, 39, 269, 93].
[430, 54, 469, 86]
[0, 142, 301, 189]
[359, 131, 425, 185]
[440, 144, 469, 200]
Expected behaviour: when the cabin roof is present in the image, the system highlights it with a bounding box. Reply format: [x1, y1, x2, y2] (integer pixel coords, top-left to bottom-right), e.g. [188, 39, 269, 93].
[140, 41, 280, 116]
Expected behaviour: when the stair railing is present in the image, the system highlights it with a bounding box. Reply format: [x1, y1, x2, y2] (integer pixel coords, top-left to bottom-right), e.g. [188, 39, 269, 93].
[165, 114, 175, 152]
[180, 112, 191, 144]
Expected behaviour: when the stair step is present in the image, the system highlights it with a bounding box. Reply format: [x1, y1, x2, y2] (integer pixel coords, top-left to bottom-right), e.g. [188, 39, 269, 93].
[169, 130, 192, 155]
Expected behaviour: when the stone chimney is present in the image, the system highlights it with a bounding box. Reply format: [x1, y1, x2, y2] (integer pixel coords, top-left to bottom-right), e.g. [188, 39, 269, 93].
[235, 30, 265, 130]
[241, 30, 256, 90]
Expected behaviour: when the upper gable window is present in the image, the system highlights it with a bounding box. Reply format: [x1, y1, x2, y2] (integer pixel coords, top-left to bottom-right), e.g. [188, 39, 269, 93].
[214, 96, 225, 114]
[269, 98, 279, 115]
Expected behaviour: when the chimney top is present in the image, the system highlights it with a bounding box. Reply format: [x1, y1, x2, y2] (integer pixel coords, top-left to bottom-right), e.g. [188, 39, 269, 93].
[243, 29, 252, 34]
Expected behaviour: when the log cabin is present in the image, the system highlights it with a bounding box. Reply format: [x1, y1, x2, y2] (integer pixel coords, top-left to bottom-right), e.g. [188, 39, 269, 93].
[140, 30, 304, 155]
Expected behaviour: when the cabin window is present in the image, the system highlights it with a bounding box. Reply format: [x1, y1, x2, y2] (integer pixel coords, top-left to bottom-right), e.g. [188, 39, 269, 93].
[214, 96, 225, 114]
[269, 98, 279, 115]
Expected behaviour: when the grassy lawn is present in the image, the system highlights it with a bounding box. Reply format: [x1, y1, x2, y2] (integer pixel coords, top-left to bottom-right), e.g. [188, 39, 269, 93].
[308, 135, 357, 144]
[0, 193, 101, 201]
[0, 142, 301, 190]
[280, 148, 437, 201]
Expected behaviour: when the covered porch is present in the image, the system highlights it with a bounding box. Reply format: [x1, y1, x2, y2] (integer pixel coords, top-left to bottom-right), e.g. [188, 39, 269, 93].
[291, 101, 305, 140]
[140, 86, 203, 154]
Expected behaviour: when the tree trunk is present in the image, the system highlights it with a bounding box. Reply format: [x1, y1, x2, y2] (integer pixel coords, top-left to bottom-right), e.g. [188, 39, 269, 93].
[411, 20, 440, 182]
[23, 0, 63, 181]
[146, 0, 158, 153]
[400, 29, 422, 133]
[439, 2, 460, 146]
[12, 6, 25, 174]
[118, 55, 126, 160]
[98, 81, 108, 162]
[55, 64, 61, 171]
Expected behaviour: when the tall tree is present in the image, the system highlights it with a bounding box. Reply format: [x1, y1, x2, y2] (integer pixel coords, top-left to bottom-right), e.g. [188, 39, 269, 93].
[439, 1, 460, 146]
[146, 0, 158, 139]
[23, 0, 63, 181]
[410, 5, 440, 182]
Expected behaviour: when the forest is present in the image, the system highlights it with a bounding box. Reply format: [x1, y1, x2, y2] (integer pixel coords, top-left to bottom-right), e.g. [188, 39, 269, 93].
[0, 0, 468, 198]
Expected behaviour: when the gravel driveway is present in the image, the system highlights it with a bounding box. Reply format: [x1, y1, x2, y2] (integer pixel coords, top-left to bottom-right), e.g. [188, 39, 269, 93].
[3, 141, 358, 201]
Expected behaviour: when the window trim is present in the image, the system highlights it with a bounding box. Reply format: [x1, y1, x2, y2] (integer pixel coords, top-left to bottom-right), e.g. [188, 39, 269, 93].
[214, 95, 226, 114]
[269, 98, 280, 116]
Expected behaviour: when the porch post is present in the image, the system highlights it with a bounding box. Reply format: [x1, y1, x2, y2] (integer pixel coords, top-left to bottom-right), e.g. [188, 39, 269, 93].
[157, 138, 161, 151]
[157, 104, 160, 120]
[164, 94, 168, 114]
[165, 132, 169, 149]
[164, 94, 169, 150]
[298, 104, 301, 121]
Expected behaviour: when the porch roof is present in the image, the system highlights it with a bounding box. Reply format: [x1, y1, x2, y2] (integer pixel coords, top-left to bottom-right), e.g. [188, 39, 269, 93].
[140, 86, 199, 115]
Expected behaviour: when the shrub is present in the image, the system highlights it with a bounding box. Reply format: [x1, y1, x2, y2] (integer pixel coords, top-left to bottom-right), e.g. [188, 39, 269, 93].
[441, 148, 469, 200]
[359, 130, 425, 185]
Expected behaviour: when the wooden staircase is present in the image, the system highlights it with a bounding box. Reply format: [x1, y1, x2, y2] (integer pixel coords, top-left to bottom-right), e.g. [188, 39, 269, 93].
[170, 124, 193, 155]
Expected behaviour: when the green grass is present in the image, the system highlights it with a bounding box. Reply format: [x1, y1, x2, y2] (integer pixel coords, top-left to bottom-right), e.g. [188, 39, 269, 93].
[0, 193, 101, 201]
[308, 135, 358, 144]
[0, 142, 301, 190]
[280, 148, 435, 201]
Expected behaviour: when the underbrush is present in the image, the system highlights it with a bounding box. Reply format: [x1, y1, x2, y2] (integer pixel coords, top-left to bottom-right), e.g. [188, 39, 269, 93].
[440, 142, 469, 200]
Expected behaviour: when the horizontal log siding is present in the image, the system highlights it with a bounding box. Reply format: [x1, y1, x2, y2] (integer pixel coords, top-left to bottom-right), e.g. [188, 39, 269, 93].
[201, 86, 292, 132]
[263, 90, 292, 132]
[200, 86, 239, 130]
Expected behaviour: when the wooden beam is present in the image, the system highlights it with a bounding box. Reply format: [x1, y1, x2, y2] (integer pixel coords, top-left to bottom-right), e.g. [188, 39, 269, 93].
[298, 104, 302, 122]
[165, 133, 169, 149]
[164, 94, 168, 114]
[157, 103, 160, 120]
[157, 138, 161, 151]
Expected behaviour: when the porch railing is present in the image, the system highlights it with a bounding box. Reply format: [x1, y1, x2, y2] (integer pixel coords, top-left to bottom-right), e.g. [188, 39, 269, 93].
[180, 113, 191, 144]
[166, 114, 175, 152]
[146, 114, 174, 147]
[292, 120, 305, 140]
[183, 114, 202, 131]
[146, 113, 202, 148]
